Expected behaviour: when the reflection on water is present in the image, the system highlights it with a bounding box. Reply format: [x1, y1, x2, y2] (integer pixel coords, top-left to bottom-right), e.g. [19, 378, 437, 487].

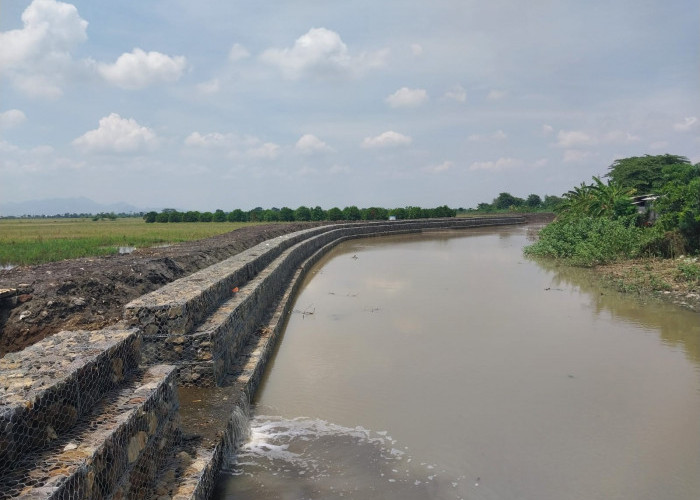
[534, 257, 700, 365]
[215, 226, 700, 500]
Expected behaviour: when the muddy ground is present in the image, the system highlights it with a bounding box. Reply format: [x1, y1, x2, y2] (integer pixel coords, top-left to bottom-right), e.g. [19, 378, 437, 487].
[0, 223, 324, 356]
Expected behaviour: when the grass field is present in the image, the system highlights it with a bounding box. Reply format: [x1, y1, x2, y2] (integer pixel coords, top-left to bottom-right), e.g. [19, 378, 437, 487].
[0, 218, 263, 266]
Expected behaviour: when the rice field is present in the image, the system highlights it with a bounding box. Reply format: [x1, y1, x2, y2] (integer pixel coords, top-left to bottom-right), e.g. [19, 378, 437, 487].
[0, 218, 262, 266]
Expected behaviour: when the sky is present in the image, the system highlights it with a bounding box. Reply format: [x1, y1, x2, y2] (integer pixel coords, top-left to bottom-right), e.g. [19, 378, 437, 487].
[1, 0, 698, 212]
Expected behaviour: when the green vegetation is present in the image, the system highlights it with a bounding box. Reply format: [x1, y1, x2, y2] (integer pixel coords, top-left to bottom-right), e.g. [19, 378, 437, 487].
[0, 218, 259, 266]
[142, 205, 457, 224]
[464, 192, 563, 214]
[525, 154, 700, 266]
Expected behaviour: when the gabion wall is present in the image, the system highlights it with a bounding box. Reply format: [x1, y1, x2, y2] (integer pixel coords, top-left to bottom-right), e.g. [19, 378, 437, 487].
[0, 216, 524, 500]
[0, 329, 181, 499]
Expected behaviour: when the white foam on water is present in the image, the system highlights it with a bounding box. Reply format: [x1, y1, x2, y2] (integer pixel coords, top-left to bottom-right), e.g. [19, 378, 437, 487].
[215, 414, 467, 500]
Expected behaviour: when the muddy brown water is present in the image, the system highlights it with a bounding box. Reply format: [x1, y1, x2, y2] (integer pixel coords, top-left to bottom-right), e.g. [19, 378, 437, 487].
[213, 226, 700, 500]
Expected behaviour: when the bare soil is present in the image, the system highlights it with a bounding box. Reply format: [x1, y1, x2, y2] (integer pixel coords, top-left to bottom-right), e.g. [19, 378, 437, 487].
[594, 257, 700, 312]
[0, 223, 324, 356]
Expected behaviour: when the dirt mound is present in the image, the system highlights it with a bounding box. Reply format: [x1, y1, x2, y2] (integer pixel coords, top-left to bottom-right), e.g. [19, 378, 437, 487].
[0, 223, 323, 356]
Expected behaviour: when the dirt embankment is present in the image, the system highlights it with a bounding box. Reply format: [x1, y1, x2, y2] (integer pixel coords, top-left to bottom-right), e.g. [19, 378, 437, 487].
[0, 223, 323, 356]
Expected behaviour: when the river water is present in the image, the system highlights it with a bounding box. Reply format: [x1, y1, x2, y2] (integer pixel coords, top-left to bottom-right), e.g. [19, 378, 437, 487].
[213, 225, 700, 500]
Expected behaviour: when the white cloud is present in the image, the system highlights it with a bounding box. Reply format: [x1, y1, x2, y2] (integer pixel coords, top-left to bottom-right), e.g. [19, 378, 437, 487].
[673, 116, 698, 132]
[184, 131, 281, 161]
[361, 131, 412, 149]
[443, 85, 466, 103]
[385, 87, 428, 108]
[649, 140, 669, 150]
[0, 109, 27, 128]
[72, 113, 157, 153]
[184, 131, 231, 148]
[229, 43, 250, 62]
[423, 161, 453, 174]
[468, 130, 507, 142]
[0, 140, 20, 154]
[0, 0, 87, 68]
[196, 78, 220, 94]
[98, 48, 186, 89]
[260, 27, 388, 80]
[487, 89, 507, 100]
[602, 130, 639, 143]
[410, 43, 424, 56]
[469, 157, 522, 171]
[556, 130, 594, 148]
[556, 129, 638, 148]
[0, 0, 88, 97]
[247, 142, 280, 159]
[563, 149, 592, 163]
[541, 124, 554, 136]
[296, 134, 333, 154]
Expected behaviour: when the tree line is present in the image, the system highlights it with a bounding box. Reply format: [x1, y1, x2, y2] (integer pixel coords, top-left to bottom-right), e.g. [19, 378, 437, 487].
[143, 205, 457, 223]
[467, 193, 563, 213]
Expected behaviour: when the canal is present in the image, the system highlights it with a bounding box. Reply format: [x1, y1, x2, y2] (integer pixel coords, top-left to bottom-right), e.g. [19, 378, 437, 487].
[213, 225, 700, 500]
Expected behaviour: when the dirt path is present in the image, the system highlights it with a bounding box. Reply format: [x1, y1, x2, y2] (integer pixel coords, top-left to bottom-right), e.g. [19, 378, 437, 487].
[0, 223, 323, 356]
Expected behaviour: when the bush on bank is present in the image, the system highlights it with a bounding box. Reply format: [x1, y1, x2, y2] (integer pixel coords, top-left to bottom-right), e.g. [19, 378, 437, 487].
[524, 154, 700, 267]
[524, 217, 652, 266]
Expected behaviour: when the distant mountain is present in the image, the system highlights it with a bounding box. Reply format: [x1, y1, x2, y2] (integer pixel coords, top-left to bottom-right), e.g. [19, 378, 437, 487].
[0, 197, 143, 217]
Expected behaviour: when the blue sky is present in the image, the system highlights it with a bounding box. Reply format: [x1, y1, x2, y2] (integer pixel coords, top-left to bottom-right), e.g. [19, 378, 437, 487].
[1, 0, 698, 211]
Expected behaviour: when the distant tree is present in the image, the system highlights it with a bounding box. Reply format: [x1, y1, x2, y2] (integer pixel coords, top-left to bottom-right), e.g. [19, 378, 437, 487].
[526, 194, 542, 208]
[228, 209, 246, 222]
[391, 207, 407, 220]
[476, 202, 493, 212]
[311, 206, 326, 221]
[279, 207, 295, 221]
[248, 207, 264, 222]
[343, 206, 362, 220]
[199, 211, 214, 222]
[542, 195, 563, 211]
[606, 154, 690, 193]
[168, 211, 183, 222]
[493, 192, 524, 210]
[362, 207, 388, 220]
[406, 206, 423, 219]
[213, 209, 227, 222]
[143, 211, 158, 223]
[327, 207, 344, 221]
[433, 205, 456, 218]
[294, 206, 312, 221]
[263, 209, 280, 222]
[156, 212, 170, 223]
[183, 211, 200, 222]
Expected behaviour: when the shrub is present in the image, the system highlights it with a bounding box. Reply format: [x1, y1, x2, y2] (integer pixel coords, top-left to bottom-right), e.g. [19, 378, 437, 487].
[524, 217, 647, 266]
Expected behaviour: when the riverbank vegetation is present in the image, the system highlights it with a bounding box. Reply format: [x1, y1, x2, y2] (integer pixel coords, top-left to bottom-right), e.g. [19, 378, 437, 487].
[524, 154, 700, 307]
